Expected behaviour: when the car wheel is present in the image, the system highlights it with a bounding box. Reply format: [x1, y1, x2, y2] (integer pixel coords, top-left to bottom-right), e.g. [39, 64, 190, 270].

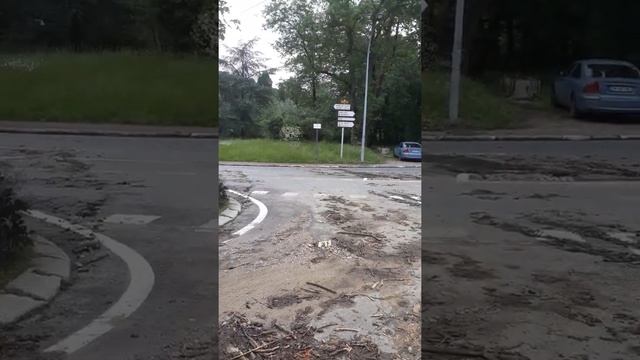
[569, 94, 582, 119]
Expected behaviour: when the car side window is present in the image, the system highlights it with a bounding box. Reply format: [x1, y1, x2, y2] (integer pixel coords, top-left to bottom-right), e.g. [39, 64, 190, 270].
[570, 63, 582, 78]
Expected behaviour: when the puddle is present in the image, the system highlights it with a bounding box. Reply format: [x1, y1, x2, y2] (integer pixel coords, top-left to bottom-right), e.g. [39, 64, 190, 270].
[311, 296, 396, 354]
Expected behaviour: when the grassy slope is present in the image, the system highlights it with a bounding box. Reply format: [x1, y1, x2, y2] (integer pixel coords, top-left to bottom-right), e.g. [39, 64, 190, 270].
[423, 70, 522, 130]
[219, 139, 384, 164]
[0, 52, 216, 127]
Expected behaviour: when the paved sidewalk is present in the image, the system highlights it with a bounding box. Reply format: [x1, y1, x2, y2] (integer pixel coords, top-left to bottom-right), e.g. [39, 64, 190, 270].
[0, 120, 217, 138]
[0, 235, 70, 326]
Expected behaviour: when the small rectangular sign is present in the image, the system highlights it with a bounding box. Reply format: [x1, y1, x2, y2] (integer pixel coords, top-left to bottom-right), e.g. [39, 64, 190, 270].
[337, 117, 355, 122]
[313, 123, 322, 129]
[338, 111, 355, 117]
[338, 121, 355, 128]
[334, 104, 351, 110]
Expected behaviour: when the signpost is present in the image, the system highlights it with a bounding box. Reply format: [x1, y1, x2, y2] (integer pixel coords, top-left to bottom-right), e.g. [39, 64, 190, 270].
[313, 123, 321, 160]
[334, 99, 353, 160]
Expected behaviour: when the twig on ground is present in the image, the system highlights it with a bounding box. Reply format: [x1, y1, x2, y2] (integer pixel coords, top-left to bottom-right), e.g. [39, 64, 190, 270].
[305, 282, 337, 294]
[334, 327, 359, 333]
[316, 323, 338, 332]
[230, 337, 290, 360]
[337, 231, 382, 241]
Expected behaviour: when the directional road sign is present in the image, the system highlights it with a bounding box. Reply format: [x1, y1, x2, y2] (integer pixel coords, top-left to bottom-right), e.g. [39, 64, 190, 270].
[334, 103, 351, 110]
[338, 111, 355, 117]
[313, 123, 322, 129]
[338, 117, 355, 122]
[338, 121, 355, 128]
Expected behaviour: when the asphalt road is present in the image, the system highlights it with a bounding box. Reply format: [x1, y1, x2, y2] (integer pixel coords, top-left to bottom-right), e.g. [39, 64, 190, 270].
[423, 140, 640, 359]
[0, 134, 217, 360]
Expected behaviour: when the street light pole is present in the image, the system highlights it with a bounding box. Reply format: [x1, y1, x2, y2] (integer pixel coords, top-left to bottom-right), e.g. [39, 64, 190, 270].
[360, 29, 373, 163]
[449, 0, 465, 124]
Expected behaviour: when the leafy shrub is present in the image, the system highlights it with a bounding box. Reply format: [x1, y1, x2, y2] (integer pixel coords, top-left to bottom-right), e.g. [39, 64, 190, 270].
[0, 177, 30, 263]
[219, 181, 228, 207]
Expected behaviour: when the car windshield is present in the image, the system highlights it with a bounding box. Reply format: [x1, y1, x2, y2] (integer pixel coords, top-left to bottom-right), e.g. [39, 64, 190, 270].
[404, 143, 421, 148]
[586, 64, 640, 79]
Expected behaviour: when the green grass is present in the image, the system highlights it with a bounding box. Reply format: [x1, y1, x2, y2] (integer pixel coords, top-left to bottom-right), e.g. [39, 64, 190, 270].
[219, 139, 384, 164]
[0, 51, 216, 126]
[0, 246, 32, 289]
[423, 70, 521, 130]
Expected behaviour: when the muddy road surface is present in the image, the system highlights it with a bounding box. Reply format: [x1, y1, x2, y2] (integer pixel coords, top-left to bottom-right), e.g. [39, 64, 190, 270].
[0, 133, 217, 360]
[423, 141, 640, 360]
[219, 164, 421, 360]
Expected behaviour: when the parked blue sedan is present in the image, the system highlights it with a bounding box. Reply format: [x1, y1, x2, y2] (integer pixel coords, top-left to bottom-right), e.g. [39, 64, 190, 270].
[393, 142, 422, 161]
[551, 59, 640, 118]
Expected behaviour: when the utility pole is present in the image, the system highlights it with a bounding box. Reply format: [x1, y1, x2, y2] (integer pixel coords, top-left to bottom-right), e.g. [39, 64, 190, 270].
[360, 27, 373, 163]
[449, 0, 465, 124]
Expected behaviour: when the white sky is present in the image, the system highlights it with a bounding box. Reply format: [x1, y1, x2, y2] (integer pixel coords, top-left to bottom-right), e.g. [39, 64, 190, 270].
[220, 0, 292, 86]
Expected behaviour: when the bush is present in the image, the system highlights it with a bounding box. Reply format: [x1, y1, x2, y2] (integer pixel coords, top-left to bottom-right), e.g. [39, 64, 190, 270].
[219, 181, 228, 207]
[0, 178, 30, 263]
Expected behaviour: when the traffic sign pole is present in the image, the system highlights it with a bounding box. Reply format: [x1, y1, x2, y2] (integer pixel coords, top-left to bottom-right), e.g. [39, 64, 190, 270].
[340, 128, 345, 159]
[315, 128, 319, 160]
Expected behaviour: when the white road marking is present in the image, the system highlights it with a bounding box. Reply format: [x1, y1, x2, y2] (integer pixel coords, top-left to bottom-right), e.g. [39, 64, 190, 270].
[389, 195, 405, 201]
[251, 190, 269, 195]
[103, 214, 160, 225]
[24, 210, 155, 354]
[282, 192, 299, 197]
[410, 195, 421, 201]
[227, 190, 268, 239]
[313, 193, 329, 198]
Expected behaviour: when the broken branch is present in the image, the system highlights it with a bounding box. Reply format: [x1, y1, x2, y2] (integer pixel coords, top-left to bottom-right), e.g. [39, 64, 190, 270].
[305, 282, 337, 294]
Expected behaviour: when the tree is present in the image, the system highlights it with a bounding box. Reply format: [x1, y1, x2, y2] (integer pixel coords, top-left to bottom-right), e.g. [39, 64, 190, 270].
[221, 39, 271, 79]
[264, 0, 420, 145]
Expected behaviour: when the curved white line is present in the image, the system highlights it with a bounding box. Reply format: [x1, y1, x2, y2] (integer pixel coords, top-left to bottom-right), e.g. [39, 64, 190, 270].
[24, 210, 155, 354]
[226, 190, 268, 239]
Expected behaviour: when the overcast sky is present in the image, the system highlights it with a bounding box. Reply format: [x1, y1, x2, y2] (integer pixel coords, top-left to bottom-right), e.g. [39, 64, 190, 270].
[220, 0, 292, 86]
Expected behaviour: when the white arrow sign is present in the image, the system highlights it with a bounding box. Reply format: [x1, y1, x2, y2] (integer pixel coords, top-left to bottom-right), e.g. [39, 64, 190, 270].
[338, 121, 355, 128]
[334, 104, 351, 110]
[338, 117, 355, 122]
[338, 111, 355, 117]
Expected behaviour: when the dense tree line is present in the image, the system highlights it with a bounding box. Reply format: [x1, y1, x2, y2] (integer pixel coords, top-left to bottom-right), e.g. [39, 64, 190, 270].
[0, 0, 217, 54]
[220, 0, 421, 146]
[427, 0, 640, 77]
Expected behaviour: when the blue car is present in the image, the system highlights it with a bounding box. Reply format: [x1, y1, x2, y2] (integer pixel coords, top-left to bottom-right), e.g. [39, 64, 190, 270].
[551, 59, 640, 118]
[393, 142, 421, 161]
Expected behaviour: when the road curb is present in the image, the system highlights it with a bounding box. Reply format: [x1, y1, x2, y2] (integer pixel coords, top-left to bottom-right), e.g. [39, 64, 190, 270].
[0, 127, 218, 139]
[220, 162, 421, 169]
[219, 198, 241, 227]
[0, 235, 70, 326]
[423, 133, 640, 141]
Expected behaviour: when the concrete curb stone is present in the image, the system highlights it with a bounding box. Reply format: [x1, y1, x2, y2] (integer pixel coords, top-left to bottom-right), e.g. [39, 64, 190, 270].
[219, 198, 241, 227]
[0, 235, 71, 326]
[220, 162, 421, 169]
[422, 132, 640, 141]
[0, 127, 218, 139]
